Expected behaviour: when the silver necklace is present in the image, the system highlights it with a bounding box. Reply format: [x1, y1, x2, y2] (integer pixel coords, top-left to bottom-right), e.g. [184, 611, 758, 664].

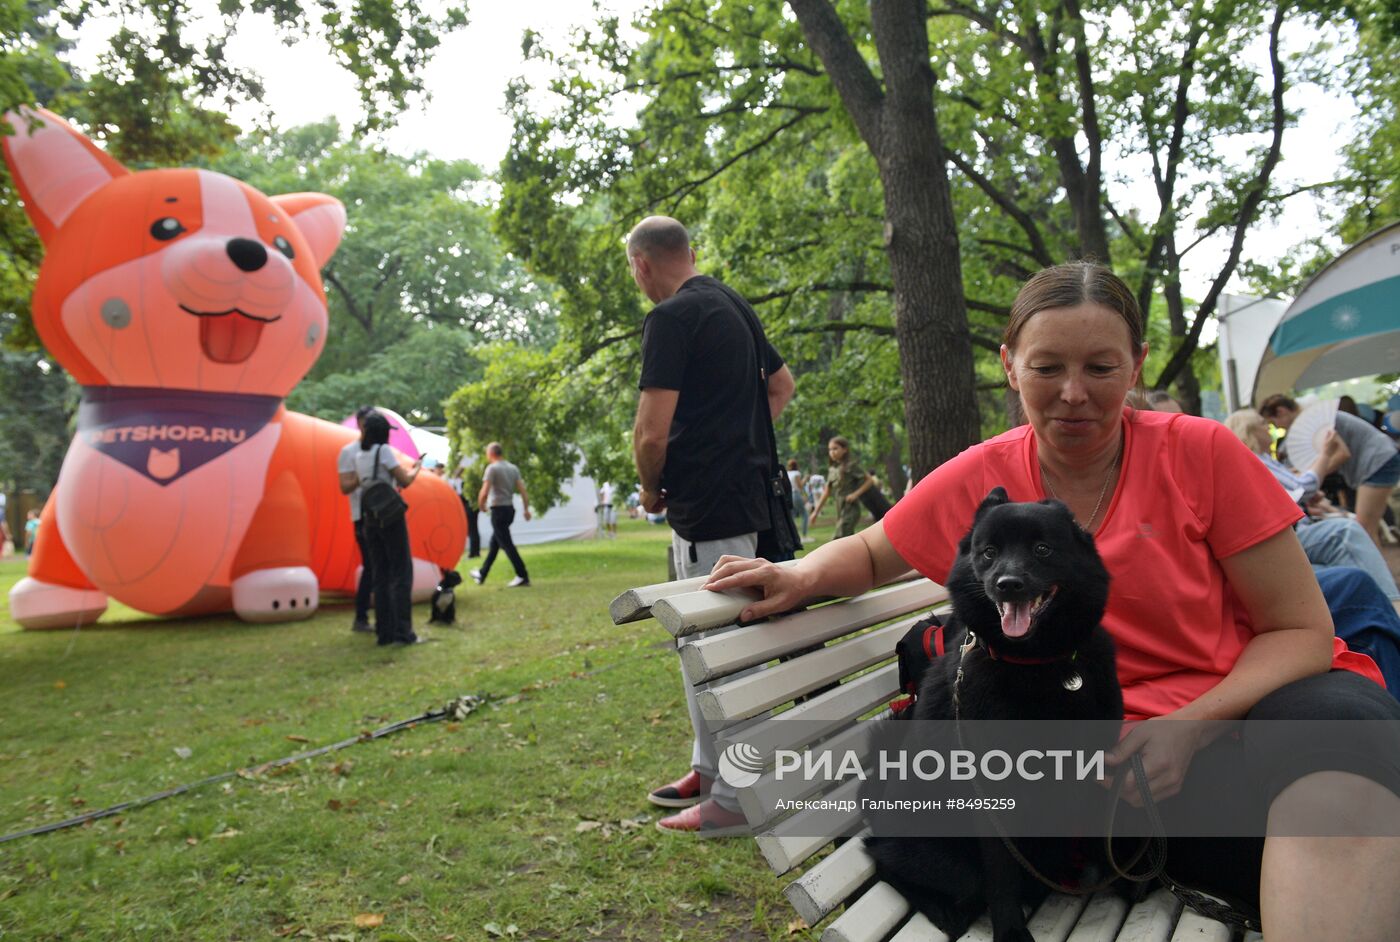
[1040, 442, 1122, 532]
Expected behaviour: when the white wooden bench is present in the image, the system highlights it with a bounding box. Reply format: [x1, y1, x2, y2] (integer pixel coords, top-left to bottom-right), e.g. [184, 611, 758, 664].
[611, 569, 1249, 942]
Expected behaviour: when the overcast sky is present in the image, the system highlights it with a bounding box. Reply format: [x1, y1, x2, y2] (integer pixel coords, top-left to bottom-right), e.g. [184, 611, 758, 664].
[68, 1, 1358, 303]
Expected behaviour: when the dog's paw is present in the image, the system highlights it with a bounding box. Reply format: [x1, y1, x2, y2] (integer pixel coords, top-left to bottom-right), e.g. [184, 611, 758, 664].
[9, 577, 108, 630]
[232, 567, 318, 623]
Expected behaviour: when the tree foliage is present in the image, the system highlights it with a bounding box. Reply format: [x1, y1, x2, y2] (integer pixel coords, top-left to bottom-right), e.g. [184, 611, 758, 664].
[484, 0, 1354, 495]
[211, 121, 556, 381]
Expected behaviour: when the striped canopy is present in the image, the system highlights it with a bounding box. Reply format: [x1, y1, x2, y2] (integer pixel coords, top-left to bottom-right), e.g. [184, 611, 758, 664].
[1253, 221, 1400, 402]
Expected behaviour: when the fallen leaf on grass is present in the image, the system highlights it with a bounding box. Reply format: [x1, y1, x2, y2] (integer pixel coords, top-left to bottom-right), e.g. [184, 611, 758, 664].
[53, 680, 66, 689]
[353, 913, 385, 928]
[285, 735, 310, 743]
[210, 829, 241, 839]
[787, 917, 810, 934]
[326, 799, 342, 811]
[396, 874, 411, 885]
[185, 837, 198, 846]
[481, 924, 519, 938]
[574, 820, 603, 833]
[173, 747, 192, 759]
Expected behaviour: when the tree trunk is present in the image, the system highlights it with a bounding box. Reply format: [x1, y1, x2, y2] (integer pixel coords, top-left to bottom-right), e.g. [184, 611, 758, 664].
[1162, 253, 1201, 415]
[883, 422, 907, 497]
[790, 0, 981, 482]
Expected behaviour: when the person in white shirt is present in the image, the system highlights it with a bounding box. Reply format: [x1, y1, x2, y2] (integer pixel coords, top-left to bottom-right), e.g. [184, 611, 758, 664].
[336, 406, 379, 634]
[598, 481, 618, 538]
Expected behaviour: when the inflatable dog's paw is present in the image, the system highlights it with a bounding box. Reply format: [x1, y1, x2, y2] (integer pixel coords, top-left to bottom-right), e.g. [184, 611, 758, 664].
[9, 577, 108, 630]
[232, 567, 319, 623]
[410, 558, 440, 603]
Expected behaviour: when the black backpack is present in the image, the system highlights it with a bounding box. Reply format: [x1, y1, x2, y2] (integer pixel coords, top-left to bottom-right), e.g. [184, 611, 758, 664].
[361, 445, 407, 529]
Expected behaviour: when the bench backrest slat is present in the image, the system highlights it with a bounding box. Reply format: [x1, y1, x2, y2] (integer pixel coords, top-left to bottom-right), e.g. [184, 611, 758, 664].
[697, 618, 916, 725]
[717, 662, 900, 757]
[736, 712, 887, 826]
[678, 581, 947, 682]
[753, 775, 865, 874]
[607, 559, 804, 625]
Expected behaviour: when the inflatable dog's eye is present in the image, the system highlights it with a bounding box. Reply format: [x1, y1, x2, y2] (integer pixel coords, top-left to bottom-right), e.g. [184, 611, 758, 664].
[981, 546, 997, 560]
[150, 217, 186, 240]
[1034, 542, 1052, 558]
[273, 235, 295, 259]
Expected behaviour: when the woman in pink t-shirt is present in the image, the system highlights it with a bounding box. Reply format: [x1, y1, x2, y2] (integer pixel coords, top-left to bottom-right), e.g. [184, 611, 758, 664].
[705, 263, 1400, 937]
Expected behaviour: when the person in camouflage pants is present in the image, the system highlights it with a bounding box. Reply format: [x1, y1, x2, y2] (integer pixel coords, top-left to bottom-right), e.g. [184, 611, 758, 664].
[811, 436, 873, 538]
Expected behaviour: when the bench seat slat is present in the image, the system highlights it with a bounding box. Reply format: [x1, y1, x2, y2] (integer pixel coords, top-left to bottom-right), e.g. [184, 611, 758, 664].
[1114, 888, 1182, 942]
[680, 581, 947, 682]
[1168, 910, 1232, 942]
[889, 912, 953, 942]
[820, 881, 911, 942]
[698, 619, 914, 725]
[782, 832, 876, 926]
[718, 663, 899, 758]
[1027, 894, 1091, 942]
[1065, 892, 1131, 942]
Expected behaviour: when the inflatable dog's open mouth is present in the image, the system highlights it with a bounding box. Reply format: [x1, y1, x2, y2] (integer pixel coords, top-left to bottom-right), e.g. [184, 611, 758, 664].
[181, 306, 282, 364]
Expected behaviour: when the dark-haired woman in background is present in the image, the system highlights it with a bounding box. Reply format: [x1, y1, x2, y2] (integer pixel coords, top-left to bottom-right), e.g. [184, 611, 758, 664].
[339, 412, 421, 646]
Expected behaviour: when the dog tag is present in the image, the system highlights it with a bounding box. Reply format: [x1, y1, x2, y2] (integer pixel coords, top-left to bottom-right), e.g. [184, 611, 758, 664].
[1062, 672, 1083, 692]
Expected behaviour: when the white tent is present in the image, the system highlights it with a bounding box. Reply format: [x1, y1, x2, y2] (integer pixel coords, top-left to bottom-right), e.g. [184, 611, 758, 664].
[1217, 293, 1289, 410]
[476, 465, 599, 546]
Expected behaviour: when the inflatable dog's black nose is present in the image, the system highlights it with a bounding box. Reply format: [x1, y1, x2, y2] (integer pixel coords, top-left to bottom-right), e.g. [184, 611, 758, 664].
[996, 575, 1024, 594]
[227, 238, 268, 272]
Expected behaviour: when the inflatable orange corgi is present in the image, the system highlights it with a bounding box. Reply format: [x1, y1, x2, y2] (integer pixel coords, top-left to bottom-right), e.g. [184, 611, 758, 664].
[2, 107, 466, 628]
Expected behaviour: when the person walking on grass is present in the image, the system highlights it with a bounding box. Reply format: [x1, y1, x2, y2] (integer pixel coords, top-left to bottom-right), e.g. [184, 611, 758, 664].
[810, 436, 873, 538]
[627, 214, 795, 836]
[472, 443, 531, 587]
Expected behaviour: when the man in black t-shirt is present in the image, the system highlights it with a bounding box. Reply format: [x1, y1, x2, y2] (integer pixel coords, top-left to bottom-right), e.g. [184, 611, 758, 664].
[628, 216, 795, 836]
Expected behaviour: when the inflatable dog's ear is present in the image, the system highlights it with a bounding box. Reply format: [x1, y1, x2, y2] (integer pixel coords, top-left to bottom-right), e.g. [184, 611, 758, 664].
[270, 192, 347, 268]
[2, 107, 129, 245]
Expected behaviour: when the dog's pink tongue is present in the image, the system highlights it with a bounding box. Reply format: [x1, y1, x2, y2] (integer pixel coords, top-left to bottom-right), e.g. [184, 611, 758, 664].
[1002, 601, 1034, 638]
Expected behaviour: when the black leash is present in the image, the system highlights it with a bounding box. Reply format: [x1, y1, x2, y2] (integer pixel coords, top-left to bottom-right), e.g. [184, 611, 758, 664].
[951, 632, 1167, 895]
[0, 695, 491, 845]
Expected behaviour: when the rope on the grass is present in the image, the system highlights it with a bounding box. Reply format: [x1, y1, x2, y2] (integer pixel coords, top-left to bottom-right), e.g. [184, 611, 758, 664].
[0, 694, 491, 845]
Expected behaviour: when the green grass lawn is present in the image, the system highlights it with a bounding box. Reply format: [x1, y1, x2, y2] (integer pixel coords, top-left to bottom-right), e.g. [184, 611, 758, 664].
[0, 518, 838, 941]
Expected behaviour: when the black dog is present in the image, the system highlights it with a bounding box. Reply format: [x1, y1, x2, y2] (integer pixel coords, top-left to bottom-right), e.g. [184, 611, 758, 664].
[428, 569, 463, 625]
[866, 487, 1122, 942]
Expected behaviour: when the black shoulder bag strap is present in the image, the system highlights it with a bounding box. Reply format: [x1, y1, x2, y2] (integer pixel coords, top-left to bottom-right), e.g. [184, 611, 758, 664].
[715, 282, 802, 559]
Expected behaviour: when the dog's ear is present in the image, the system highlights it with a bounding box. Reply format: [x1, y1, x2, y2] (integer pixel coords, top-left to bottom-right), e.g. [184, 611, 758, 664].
[975, 487, 1010, 519]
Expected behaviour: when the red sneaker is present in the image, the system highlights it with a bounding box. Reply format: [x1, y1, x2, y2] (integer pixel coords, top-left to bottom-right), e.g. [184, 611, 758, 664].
[647, 770, 712, 808]
[655, 799, 750, 837]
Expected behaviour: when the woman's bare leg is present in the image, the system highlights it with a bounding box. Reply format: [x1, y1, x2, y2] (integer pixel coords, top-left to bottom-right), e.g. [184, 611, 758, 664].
[1354, 484, 1396, 547]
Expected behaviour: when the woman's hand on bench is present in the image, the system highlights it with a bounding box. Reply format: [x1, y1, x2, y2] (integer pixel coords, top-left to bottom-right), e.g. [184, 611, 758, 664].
[704, 556, 815, 622]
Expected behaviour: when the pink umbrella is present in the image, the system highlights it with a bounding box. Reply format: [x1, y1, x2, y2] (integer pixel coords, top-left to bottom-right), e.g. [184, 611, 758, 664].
[340, 407, 421, 460]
